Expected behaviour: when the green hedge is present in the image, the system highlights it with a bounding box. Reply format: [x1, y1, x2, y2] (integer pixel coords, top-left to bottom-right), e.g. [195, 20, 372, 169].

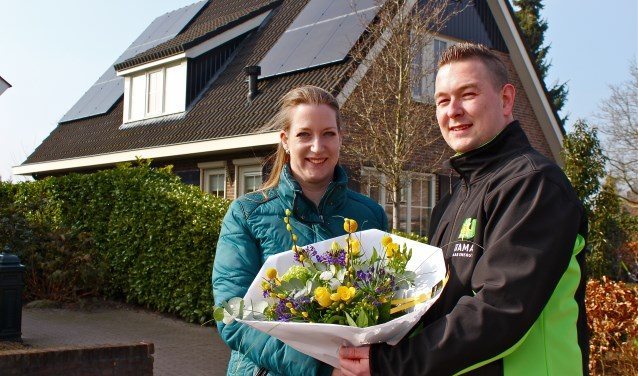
[1, 161, 229, 323]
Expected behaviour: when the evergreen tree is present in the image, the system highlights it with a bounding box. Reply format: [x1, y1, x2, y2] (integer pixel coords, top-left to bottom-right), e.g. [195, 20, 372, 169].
[561, 119, 606, 212]
[588, 177, 622, 278]
[513, 0, 569, 125]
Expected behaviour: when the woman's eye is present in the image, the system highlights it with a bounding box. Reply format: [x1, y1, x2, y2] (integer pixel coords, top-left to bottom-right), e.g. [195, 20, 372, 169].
[297, 132, 309, 137]
[324, 131, 337, 137]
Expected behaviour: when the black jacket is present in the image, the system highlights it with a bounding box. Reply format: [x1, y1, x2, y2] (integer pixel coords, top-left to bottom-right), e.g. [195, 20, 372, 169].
[370, 121, 588, 375]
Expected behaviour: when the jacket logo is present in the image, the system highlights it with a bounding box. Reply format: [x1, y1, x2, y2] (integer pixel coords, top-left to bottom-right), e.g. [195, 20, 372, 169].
[458, 218, 477, 240]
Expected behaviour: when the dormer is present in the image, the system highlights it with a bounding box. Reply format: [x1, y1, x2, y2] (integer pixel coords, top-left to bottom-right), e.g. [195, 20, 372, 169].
[114, 2, 278, 125]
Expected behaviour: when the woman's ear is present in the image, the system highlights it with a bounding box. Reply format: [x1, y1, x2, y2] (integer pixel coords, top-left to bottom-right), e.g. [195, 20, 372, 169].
[280, 130, 289, 152]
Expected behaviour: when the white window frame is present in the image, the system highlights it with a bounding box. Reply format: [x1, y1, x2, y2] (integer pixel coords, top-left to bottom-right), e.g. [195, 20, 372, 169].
[123, 60, 187, 123]
[233, 158, 263, 197]
[198, 161, 227, 198]
[412, 35, 456, 102]
[361, 168, 436, 234]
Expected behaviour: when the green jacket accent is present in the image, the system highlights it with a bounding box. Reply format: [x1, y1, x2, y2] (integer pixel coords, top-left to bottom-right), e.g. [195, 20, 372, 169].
[213, 164, 388, 376]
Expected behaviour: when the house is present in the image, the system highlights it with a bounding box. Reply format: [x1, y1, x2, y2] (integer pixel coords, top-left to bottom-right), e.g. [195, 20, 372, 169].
[0, 75, 11, 97]
[13, 0, 564, 236]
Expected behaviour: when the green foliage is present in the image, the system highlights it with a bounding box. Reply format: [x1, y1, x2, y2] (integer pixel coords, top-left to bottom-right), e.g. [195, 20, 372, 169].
[588, 177, 638, 280]
[561, 119, 606, 212]
[513, 0, 568, 124]
[0, 162, 229, 323]
[391, 229, 429, 244]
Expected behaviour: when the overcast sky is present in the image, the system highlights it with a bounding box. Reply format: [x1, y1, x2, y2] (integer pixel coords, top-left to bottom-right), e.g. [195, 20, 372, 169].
[1, 1, 637, 181]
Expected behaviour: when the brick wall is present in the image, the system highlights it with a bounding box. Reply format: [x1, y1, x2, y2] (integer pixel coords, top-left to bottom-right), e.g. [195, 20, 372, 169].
[495, 51, 554, 160]
[0, 342, 154, 376]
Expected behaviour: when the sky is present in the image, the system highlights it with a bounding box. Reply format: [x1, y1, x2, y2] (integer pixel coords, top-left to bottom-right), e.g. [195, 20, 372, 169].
[1, 1, 637, 182]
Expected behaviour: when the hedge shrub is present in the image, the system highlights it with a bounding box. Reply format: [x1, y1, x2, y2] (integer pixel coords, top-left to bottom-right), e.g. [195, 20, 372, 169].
[0, 162, 229, 323]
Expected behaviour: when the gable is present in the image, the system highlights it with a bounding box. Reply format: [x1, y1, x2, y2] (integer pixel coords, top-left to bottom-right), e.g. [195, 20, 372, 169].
[15, 0, 563, 176]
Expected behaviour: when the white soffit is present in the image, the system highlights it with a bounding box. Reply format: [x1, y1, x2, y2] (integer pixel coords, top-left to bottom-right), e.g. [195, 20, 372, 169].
[13, 132, 280, 175]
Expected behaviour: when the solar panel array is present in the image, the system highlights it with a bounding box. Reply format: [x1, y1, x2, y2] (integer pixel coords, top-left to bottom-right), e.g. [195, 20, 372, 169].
[258, 0, 381, 79]
[59, 1, 207, 123]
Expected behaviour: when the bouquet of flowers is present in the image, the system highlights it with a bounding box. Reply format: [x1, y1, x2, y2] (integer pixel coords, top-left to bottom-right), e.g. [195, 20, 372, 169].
[215, 212, 447, 367]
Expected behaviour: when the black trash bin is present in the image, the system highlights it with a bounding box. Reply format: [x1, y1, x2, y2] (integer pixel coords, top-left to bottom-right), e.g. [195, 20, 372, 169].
[0, 251, 25, 341]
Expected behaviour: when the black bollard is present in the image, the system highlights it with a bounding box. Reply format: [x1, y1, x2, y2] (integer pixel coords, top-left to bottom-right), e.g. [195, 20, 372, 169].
[0, 250, 25, 341]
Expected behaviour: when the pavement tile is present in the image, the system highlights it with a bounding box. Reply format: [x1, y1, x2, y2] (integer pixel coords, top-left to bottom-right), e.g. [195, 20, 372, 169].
[21, 307, 231, 376]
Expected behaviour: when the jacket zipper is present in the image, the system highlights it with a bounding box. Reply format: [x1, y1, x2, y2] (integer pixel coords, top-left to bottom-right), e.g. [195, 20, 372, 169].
[447, 180, 470, 251]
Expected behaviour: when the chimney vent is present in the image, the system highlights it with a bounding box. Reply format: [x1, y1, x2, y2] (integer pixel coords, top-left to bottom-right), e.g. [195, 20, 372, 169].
[244, 65, 261, 101]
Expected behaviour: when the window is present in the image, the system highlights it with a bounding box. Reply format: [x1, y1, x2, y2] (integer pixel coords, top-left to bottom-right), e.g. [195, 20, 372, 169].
[146, 70, 163, 116]
[234, 158, 263, 197]
[412, 37, 453, 101]
[198, 161, 227, 198]
[203, 168, 226, 197]
[361, 169, 436, 236]
[124, 60, 187, 122]
[237, 165, 262, 196]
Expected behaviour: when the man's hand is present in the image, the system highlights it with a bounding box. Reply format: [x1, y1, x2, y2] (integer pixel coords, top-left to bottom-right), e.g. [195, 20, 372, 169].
[338, 346, 371, 376]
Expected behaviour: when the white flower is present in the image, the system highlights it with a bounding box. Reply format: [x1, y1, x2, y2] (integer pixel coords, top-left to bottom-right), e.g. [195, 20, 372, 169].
[320, 271, 334, 280]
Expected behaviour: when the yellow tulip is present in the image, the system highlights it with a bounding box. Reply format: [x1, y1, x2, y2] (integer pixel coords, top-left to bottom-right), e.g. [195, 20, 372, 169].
[314, 287, 332, 308]
[265, 267, 278, 280]
[348, 238, 361, 255]
[385, 242, 398, 258]
[381, 235, 393, 247]
[330, 293, 340, 302]
[330, 240, 341, 251]
[343, 218, 358, 233]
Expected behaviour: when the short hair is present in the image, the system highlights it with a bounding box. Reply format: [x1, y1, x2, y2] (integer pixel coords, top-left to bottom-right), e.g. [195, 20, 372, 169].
[438, 42, 509, 89]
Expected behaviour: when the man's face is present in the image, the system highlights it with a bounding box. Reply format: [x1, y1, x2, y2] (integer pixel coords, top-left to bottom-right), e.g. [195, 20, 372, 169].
[434, 59, 514, 153]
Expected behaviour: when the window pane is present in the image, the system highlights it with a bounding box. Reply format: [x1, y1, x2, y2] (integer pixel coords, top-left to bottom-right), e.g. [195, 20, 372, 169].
[147, 70, 163, 115]
[244, 173, 262, 194]
[164, 64, 185, 114]
[409, 176, 433, 236]
[208, 173, 225, 197]
[130, 74, 146, 120]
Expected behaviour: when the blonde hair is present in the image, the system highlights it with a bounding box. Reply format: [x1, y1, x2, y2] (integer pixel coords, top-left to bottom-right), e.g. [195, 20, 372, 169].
[438, 42, 509, 90]
[261, 85, 342, 192]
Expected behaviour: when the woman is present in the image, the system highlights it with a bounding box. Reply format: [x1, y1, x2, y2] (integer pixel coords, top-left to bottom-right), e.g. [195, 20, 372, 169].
[212, 85, 388, 376]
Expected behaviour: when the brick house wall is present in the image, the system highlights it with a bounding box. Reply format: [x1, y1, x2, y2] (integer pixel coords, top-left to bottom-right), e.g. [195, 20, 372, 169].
[496, 51, 554, 160]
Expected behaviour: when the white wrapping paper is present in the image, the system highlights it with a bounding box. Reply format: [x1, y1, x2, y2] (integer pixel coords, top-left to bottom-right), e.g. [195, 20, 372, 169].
[237, 229, 446, 368]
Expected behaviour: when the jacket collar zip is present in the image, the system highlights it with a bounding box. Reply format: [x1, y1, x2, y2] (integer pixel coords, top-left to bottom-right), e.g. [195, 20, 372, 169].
[449, 121, 531, 185]
[277, 164, 348, 224]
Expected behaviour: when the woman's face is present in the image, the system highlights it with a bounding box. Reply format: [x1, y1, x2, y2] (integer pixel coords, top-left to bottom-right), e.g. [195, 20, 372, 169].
[281, 103, 342, 189]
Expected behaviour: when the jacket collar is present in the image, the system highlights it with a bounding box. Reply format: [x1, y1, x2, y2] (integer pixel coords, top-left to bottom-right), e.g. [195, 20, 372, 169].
[448, 121, 532, 184]
[276, 164, 349, 223]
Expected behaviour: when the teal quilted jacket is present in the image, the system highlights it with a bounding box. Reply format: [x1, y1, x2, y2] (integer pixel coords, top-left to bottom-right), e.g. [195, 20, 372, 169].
[212, 164, 388, 376]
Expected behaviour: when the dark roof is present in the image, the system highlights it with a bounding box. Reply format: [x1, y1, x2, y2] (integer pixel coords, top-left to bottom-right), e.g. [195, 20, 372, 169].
[25, 0, 351, 164]
[114, 0, 282, 71]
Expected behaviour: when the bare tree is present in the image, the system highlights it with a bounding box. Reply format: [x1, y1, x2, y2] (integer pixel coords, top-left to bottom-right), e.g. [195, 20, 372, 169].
[597, 61, 638, 208]
[341, 0, 462, 230]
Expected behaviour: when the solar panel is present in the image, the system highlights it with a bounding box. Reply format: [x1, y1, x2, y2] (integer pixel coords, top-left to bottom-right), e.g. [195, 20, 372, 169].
[258, 0, 381, 79]
[59, 1, 207, 123]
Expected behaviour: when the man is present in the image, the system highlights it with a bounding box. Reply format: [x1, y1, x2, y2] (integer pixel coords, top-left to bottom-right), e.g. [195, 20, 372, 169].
[338, 43, 588, 375]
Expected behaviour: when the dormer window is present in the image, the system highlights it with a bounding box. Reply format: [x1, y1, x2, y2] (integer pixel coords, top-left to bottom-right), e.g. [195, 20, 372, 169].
[124, 60, 187, 123]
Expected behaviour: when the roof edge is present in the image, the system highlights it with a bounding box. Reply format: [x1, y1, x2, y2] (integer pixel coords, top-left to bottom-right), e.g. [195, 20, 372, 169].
[487, 0, 564, 165]
[14, 131, 280, 176]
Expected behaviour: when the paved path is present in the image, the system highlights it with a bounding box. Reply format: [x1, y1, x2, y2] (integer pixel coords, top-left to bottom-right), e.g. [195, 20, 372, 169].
[21, 306, 231, 376]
